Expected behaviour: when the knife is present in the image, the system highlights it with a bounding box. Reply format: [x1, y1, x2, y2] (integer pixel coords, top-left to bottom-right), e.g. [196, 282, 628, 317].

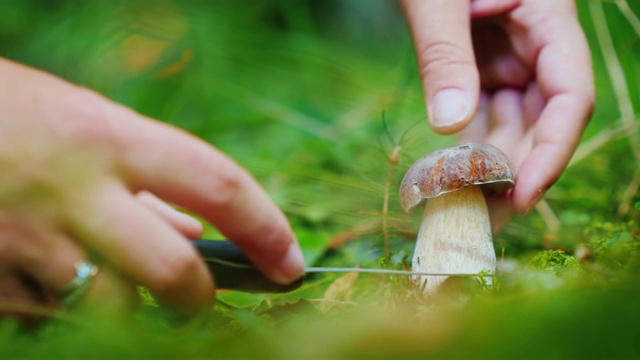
[193, 240, 494, 293]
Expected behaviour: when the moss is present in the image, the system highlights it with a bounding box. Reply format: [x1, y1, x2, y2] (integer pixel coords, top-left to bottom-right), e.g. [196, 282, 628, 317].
[528, 250, 581, 275]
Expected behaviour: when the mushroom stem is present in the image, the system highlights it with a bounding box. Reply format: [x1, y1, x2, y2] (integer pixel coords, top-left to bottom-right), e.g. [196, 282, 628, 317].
[412, 185, 495, 295]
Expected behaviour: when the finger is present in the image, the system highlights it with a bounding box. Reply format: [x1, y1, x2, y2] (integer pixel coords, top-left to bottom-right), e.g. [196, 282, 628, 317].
[470, 0, 520, 18]
[80, 266, 140, 315]
[22, 246, 138, 312]
[102, 107, 303, 285]
[135, 191, 203, 239]
[478, 52, 531, 90]
[401, 0, 480, 134]
[0, 271, 49, 304]
[484, 88, 526, 158]
[0, 271, 55, 322]
[457, 92, 490, 144]
[522, 83, 544, 127]
[16, 233, 87, 292]
[511, 6, 595, 213]
[0, 216, 87, 292]
[67, 179, 216, 309]
[471, 20, 532, 89]
[512, 94, 592, 213]
[486, 192, 516, 235]
[471, 90, 524, 233]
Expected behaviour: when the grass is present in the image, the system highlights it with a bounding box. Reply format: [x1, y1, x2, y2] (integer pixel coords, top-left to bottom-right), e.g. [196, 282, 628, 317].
[1, 0, 640, 358]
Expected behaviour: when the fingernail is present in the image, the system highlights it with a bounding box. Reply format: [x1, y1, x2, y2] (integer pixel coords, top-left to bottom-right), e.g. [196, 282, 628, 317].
[429, 88, 471, 128]
[274, 243, 305, 284]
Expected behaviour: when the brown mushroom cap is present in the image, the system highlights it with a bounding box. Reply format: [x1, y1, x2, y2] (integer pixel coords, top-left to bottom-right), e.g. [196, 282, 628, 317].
[399, 143, 515, 212]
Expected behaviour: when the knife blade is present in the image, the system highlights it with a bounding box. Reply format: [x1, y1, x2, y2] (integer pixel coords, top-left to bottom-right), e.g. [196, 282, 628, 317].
[193, 240, 493, 293]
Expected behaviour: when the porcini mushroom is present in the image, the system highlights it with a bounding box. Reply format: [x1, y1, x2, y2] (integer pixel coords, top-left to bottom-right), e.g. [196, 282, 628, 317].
[399, 143, 514, 295]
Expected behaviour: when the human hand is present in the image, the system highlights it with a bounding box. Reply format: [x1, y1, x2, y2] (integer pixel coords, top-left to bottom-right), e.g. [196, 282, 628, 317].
[401, 0, 595, 232]
[0, 58, 304, 313]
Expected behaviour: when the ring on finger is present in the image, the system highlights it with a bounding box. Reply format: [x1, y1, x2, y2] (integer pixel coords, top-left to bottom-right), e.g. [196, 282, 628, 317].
[57, 261, 99, 306]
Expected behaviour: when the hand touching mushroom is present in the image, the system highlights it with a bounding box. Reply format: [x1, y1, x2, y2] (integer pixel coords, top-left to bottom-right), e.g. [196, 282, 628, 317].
[400, 143, 514, 295]
[400, 0, 595, 231]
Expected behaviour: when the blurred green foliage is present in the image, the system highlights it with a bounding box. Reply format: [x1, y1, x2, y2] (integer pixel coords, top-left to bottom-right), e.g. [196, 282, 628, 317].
[1, 0, 640, 358]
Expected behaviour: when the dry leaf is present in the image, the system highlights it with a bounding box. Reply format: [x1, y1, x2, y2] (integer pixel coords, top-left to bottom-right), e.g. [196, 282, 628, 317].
[319, 270, 359, 313]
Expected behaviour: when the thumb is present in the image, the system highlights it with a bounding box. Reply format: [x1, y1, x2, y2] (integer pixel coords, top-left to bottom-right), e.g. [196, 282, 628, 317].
[401, 0, 479, 134]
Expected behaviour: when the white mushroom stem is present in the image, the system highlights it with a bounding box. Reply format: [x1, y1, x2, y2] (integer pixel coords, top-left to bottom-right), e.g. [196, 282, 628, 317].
[412, 185, 495, 295]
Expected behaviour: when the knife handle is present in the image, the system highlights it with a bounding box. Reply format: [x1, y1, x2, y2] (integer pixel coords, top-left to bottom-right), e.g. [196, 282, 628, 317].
[192, 239, 303, 293]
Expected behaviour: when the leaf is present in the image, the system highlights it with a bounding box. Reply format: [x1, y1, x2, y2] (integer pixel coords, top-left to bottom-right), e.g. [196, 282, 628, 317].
[215, 291, 266, 309]
[260, 299, 321, 319]
[319, 271, 359, 314]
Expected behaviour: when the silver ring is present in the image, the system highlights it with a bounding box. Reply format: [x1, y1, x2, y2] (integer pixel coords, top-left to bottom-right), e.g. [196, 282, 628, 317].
[58, 261, 99, 306]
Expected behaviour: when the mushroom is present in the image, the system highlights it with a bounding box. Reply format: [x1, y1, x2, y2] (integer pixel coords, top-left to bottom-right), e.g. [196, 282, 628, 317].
[399, 143, 515, 295]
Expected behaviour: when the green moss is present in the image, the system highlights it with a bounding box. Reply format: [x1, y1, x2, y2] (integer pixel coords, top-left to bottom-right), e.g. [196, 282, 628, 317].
[529, 250, 580, 272]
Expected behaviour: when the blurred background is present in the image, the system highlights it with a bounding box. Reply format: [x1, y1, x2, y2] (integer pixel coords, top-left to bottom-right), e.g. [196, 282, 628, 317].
[1, 0, 640, 358]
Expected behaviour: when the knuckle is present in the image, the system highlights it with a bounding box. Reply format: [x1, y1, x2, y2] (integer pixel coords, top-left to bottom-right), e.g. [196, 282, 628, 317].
[565, 90, 595, 126]
[417, 40, 475, 79]
[55, 87, 126, 147]
[197, 157, 246, 209]
[58, 87, 108, 126]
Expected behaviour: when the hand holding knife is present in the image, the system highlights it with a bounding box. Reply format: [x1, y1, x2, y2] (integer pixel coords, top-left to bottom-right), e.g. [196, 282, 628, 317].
[193, 240, 493, 293]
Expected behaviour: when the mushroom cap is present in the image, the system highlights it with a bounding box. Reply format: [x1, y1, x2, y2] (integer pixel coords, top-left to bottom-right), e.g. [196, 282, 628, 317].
[399, 143, 515, 212]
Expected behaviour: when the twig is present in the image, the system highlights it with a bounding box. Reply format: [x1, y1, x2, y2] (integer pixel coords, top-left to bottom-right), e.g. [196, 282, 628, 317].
[569, 120, 637, 167]
[618, 170, 640, 215]
[382, 145, 401, 258]
[534, 199, 560, 233]
[590, 1, 640, 215]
